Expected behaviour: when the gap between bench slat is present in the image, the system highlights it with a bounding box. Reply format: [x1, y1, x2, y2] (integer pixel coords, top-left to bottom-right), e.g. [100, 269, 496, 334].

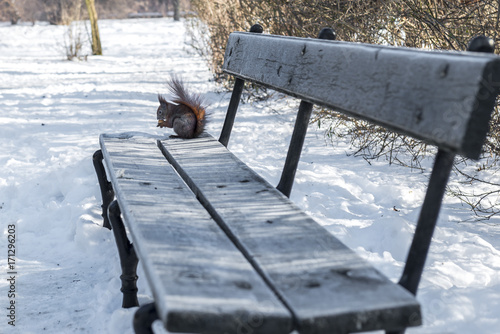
[100, 134, 293, 334]
[158, 134, 421, 334]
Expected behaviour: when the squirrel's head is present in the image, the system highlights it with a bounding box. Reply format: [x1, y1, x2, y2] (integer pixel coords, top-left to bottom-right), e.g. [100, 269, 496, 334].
[157, 94, 169, 119]
[157, 94, 172, 128]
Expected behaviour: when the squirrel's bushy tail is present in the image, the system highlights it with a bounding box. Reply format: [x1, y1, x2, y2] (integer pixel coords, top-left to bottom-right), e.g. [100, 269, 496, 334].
[167, 75, 207, 137]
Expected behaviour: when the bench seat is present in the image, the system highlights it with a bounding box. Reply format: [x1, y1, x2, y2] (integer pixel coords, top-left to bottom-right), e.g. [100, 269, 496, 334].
[100, 133, 421, 334]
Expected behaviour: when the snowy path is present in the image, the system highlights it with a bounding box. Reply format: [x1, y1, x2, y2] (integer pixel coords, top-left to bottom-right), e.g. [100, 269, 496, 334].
[0, 18, 499, 334]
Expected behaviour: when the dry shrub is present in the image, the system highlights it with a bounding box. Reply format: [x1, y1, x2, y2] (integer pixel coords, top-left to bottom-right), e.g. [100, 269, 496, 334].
[188, 0, 391, 79]
[393, 0, 500, 51]
[186, 0, 247, 79]
[95, 0, 192, 19]
[63, 19, 88, 60]
[451, 161, 500, 221]
[0, 0, 20, 23]
[5, 0, 191, 22]
[311, 110, 431, 169]
[41, 0, 84, 25]
[94, 0, 136, 19]
[9, 0, 45, 23]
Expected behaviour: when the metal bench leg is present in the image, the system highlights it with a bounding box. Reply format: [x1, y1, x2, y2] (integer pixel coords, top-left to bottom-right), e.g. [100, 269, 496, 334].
[399, 149, 455, 295]
[133, 303, 158, 334]
[276, 28, 335, 198]
[108, 200, 139, 308]
[93, 150, 114, 229]
[219, 24, 263, 147]
[389, 150, 455, 334]
[219, 78, 245, 147]
[276, 100, 314, 198]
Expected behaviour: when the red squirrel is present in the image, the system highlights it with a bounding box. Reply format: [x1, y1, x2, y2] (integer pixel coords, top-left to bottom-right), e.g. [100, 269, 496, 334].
[157, 76, 207, 138]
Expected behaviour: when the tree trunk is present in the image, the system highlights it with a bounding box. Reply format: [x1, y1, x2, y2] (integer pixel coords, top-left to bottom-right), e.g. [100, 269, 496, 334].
[173, 0, 180, 21]
[85, 0, 102, 55]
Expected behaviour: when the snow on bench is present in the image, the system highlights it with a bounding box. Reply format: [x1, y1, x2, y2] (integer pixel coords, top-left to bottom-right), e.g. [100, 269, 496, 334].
[93, 25, 500, 334]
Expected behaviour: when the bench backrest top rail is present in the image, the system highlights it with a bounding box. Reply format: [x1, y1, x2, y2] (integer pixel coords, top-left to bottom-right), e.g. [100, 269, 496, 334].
[223, 32, 500, 159]
[99, 134, 293, 334]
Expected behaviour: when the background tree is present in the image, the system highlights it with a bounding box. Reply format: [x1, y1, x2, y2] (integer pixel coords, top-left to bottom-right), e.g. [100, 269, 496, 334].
[85, 0, 102, 55]
[173, 0, 179, 21]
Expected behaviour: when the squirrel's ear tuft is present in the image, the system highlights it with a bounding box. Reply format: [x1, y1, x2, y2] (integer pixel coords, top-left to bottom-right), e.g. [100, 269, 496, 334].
[158, 94, 168, 106]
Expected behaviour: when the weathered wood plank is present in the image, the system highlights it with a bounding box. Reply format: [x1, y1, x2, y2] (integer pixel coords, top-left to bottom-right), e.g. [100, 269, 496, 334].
[159, 135, 421, 334]
[223, 32, 500, 159]
[100, 134, 292, 334]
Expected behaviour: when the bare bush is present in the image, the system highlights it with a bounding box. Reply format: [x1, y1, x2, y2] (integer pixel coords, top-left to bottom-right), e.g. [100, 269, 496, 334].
[311, 110, 431, 169]
[0, 0, 20, 23]
[186, 0, 247, 79]
[54, 0, 90, 59]
[63, 20, 87, 60]
[392, 0, 500, 51]
[97, 0, 191, 19]
[10, 0, 45, 23]
[95, 0, 136, 19]
[450, 163, 500, 221]
[188, 0, 393, 79]
[41, 0, 84, 25]
[3, 0, 191, 22]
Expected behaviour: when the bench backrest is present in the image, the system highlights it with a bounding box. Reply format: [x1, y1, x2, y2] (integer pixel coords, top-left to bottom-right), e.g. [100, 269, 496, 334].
[222, 31, 500, 160]
[218, 27, 500, 297]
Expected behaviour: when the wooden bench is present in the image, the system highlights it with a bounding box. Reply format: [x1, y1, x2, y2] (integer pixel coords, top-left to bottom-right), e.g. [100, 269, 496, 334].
[93, 25, 500, 334]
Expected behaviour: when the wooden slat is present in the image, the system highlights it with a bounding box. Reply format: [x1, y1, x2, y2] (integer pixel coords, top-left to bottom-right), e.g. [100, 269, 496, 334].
[99, 134, 292, 334]
[223, 32, 500, 159]
[159, 135, 422, 334]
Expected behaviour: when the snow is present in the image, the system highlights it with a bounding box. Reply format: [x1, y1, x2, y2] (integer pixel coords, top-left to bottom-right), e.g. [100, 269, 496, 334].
[0, 18, 499, 334]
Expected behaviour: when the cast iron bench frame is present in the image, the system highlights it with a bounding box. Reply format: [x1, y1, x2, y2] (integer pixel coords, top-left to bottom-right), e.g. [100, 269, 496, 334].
[93, 25, 500, 334]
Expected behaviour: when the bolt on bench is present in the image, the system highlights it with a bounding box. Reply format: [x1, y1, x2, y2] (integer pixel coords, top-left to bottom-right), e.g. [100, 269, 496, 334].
[93, 25, 500, 334]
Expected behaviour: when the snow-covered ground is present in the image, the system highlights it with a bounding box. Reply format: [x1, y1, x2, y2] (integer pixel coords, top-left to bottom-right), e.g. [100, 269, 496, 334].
[0, 18, 499, 334]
